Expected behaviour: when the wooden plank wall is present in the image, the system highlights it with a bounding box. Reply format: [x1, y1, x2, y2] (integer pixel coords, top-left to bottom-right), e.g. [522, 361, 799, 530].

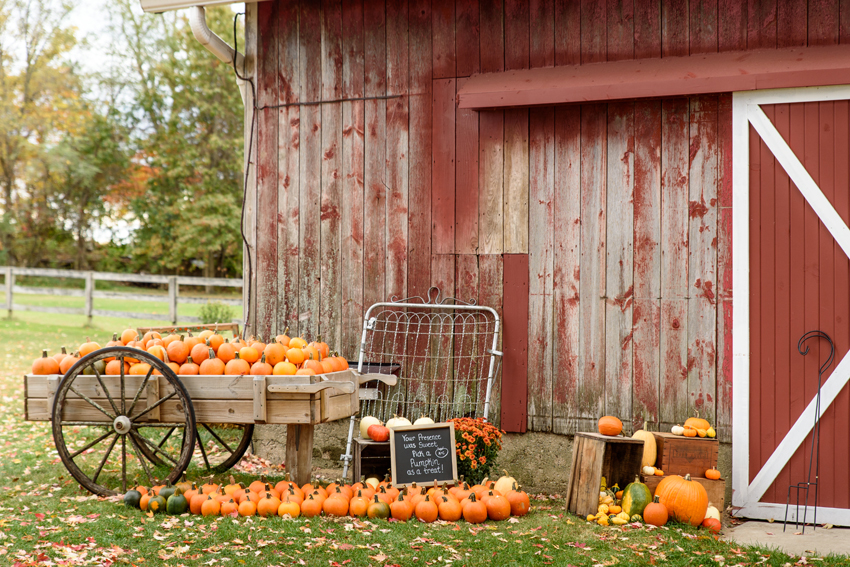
[249, 0, 850, 436]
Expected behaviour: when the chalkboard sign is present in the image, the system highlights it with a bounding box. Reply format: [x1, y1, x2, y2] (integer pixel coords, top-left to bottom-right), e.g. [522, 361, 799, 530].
[389, 422, 458, 488]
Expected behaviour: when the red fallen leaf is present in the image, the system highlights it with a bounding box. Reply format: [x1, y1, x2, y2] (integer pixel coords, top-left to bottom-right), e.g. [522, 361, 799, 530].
[337, 544, 354, 550]
[35, 513, 45, 521]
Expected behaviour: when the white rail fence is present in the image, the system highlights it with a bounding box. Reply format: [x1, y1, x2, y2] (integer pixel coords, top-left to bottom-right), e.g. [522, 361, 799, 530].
[2, 267, 243, 325]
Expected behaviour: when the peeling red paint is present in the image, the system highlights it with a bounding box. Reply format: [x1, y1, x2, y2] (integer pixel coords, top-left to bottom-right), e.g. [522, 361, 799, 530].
[702, 280, 715, 304]
[320, 203, 341, 221]
[689, 197, 710, 218]
[621, 329, 634, 350]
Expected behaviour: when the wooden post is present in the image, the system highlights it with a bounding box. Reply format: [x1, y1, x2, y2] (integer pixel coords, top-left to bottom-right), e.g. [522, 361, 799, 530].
[168, 276, 178, 324]
[285, 424, 314, 486]
[84, 272, 94, 326]
[4, 267, 12, 318]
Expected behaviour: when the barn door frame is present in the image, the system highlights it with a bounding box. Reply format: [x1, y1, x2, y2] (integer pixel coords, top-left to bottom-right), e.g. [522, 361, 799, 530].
[732, 84, 850, 525]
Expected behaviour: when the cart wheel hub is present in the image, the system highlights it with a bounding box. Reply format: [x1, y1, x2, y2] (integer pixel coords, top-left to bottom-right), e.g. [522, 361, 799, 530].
[113, 415, 132, 434]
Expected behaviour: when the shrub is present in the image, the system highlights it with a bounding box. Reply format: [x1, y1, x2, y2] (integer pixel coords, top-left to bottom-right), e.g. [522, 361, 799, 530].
[199, 301, 234, 325]
[449, 417, 504, 485]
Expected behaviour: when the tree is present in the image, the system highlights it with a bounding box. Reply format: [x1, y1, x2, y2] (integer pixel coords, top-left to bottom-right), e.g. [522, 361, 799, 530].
[110, 0, 245, 278]
[0, 0, 79, 265]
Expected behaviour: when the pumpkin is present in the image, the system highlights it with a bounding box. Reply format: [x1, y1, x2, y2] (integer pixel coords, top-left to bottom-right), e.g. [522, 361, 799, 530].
[59, 353, 80, 374]
[289, 336, 307, 349]
[189, 492, 207, 515]
[148, 494, 167, 514]
[367, 424, 390, 442]
[220, 498, 238, 517]
[608, 505, 622, 514]
[414, 415, 435, 425]
[278, 496, 301, 518]
[309, 335, 330, 359]
[642, 466, 656, 476]
[238, 499, 257, 516]
[702, 517, 721, 533]
[207, 333, 225, 353]
[390, 494, 414, 521]
[32, 350, 60, 375]
[200, 496, 220, 516]
[78, 338, 101, 357]
[166, 490, 189, 515]
[52, 346, 69, 364]
[485, 494, 511, 521]
[190, 341, 211, 364]
[461, 493, 487, 524]
[506, 483, 530, 516]
[120, 328, 138, 345]
[683, 426, 698, 438]
[250, 354, 273, 376]
[597, 416, 623, 436]
[199, 349, 225, 375]
[216, 341, 237, 364]
[302, 353, 324, 374]
[705, 505, 721, 521]
[273, 361, 297, 375]
[655, 474, 708, 527]
[620, 476, 653, 516]
[257, 492, 281, 517]
[437, 496, 462, 521]
[632, 421, 657, 467]
[671, 424, 685, 436]
[684, 412, 710, 431]
[493, 470, 517, 497]
[158, 482, 176, 500]
[705, 468, 721, 480]
[642, 495, 668, 526]
[654, 469, 664, 476]
[224, 352, 251, 375]
[124, 488, 142, 509]
[300, 494, 323, 517]
[386, 415, 412, 429]
[323, 495, 349, 517]
[286, 347, 306, 365]
[105, 359, 130, 375]
[414, 495, 438, 523]
[706, 426, 717, 438]
[367, 495, 391, 519]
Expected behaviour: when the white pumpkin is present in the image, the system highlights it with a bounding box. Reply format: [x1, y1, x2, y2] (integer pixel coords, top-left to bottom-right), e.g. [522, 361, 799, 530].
[493, 470, 516, 496]
[365, 475, 381, 489]
[642, 465, 657, 476]
[705, 505, 721, 521]
[386, 415, 412, 429]
[631, 421, 657, 467]
[413, 416, 434, 425]
[359, 416, 382, 439]
[671, 424, 685, 436]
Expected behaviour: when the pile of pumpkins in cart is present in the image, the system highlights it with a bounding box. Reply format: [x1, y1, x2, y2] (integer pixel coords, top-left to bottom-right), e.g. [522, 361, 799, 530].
[593, 415, 722, 532]
[123, 473, 530, 523]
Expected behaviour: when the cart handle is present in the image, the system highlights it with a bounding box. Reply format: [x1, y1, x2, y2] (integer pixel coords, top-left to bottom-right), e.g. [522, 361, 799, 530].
[356, 372, 398, 387]
[267, 381, 356, 395]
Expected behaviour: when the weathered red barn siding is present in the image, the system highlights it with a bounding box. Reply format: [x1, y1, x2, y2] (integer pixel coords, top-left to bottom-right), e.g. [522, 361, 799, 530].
[246, 0, 850, 436]
[749, 101, 850, 510]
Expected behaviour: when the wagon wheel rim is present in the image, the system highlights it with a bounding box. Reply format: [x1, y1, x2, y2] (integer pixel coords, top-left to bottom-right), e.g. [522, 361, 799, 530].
[51, 346, 196, 496]
[192, 423, 254, 473]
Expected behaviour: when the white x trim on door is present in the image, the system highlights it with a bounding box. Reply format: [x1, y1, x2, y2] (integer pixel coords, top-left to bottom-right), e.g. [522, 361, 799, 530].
[733, 84, 850, 525]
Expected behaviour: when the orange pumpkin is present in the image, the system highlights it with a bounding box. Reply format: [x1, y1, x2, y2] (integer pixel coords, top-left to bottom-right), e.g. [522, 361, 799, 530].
[208, 333, 225, 353]
[263, 342, 286, 366]
[189, 341, 211, 364]
[275, 328, 291, 347]
[32, 350, 60, 375]
[597, 415, 623, 436]
[250, 354, 273, 376]
[705, 468, 721, 480]
[506, 483, 530, 516]
[199, 349, 225, 375]
[200, 496, 221, 516]
[238, 499, 257, 517]
[273, 361, 297, 375]
[120, 328, 138, 345]
[485, 493, 511, 521]
[78, 338, 101, 357]
[59, 353, 80, 374]
[221, 498, 239, 517]
[323, 495, 349, 517]
[278, 496, 300, 517]
[239, 346, 260, 364]
[166, 339, 189, 364]
[179, 356, 200, 376]
[683, 426, 698, 438]
[286, 347, 306, 365]
[437, 496, 462, 521]
[414, 495, 438, 523]
[257, 492, 281, 517]
[655, 474, 708, 527]
[105, 359, 130, 375]
[224, 352, 251, 376]
[702, 517, 722, 533]
[642, 495, 669, 526]
[390, 493, 414, 521]
[300, 494, 323, 517]
[461, 493, 487, 524]
[309, 335, 330, 359]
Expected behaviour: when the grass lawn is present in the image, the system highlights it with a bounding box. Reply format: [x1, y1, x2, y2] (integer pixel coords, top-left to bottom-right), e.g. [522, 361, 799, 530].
[0, 317, 845, 566]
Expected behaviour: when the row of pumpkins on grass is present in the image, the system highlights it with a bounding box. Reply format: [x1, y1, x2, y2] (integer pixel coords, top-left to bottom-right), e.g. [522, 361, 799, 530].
[124, 473, 530, 523]
[31, 328, 349, 377]
[589, 474, 722, 532]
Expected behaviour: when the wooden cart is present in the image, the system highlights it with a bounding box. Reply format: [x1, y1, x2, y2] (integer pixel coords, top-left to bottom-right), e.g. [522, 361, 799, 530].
[24, 345, 395, 495]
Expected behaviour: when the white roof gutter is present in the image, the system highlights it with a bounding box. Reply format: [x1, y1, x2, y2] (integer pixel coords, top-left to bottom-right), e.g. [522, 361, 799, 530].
[188, 6, 248, 105]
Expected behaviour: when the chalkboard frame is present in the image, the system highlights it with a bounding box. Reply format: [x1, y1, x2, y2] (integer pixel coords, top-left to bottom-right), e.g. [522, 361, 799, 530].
[389, 422, 458, 488]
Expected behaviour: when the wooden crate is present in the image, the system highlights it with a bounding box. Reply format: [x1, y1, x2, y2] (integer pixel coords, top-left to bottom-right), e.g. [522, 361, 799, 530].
[641, 473, 726, 510]
[565, 433, 644, 519]
[352, 437, 392, 482]
[652, 432, 718, 476]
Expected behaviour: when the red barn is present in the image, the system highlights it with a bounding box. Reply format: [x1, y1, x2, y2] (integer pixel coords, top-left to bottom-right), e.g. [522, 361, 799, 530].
[151, 0, 850, 525]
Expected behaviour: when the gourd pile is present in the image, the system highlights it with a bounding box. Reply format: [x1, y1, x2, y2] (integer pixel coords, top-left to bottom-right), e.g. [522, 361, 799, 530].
[670, 413, 717, 438]
[30, 328, 349, 377]
[124, 473, 531, 523]
[359, 414, 434, 442]
[587, 475, 721, 532]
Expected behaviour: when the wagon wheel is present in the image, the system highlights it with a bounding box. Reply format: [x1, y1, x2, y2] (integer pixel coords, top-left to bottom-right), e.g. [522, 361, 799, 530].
[191, 423, 254, 473]
[51, 347, 196, 496]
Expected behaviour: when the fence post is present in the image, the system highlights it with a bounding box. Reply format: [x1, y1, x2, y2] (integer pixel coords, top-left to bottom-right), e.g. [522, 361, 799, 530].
[84, 272, 94, 326]
[4, 267, 12, 318]
[168, 276, 178, 325]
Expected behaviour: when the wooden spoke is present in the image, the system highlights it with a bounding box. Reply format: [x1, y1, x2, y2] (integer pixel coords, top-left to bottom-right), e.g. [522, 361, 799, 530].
[92, 364, 120, 416]
[91, 434, 119, 485]
[68, 385, 115, 420]
[69, 429, 115, 460]
[132, 431, 179, 467]
[126, 365, 154, 417]
[129, 390, 176, 422]
[201, 423, 234, 454]
[128, 432, 156, 487]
